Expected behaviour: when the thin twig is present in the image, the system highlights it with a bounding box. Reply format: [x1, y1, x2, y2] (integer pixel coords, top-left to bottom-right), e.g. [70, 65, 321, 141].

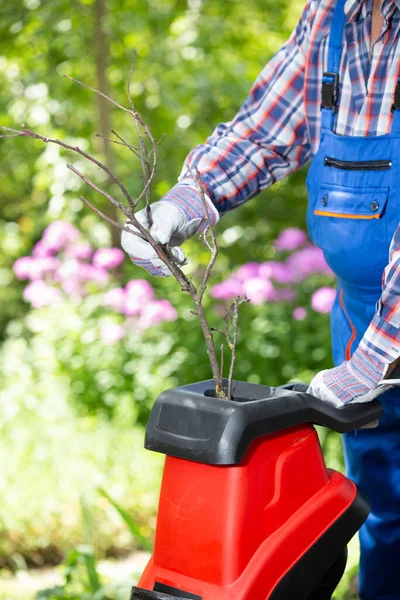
[79, 196, 141, 236]
[10, 124, 137, 215]
[0, 58, 239, 399]
[0, 126, 25, 136]
[67, 164, 131, 218]
[126, 52, 156, 225]
[227, 296, 248, 400]
[63, 72, 159, 193]
[95, 132, 141, 157]
[127, 50, 137, 113]
[190, 166, 218, 302]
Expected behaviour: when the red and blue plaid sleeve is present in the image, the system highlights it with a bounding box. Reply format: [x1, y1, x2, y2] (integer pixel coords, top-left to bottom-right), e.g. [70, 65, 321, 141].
[164, 1, 315, 217]
[362, 225, 400, 365]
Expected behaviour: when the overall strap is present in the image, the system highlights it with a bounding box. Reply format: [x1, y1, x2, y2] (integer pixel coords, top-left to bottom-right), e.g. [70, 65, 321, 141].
[321, 0, 347, 132]
[391, 79, 400, 134]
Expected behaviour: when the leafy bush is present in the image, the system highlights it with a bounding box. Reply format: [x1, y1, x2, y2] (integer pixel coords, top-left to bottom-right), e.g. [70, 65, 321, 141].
[0, 217, 340, 567]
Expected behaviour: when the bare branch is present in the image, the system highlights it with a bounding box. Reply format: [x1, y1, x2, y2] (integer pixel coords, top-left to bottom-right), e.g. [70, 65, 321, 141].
[0, 133, 23, 138]
[14, 124, 137, 214]
[63, 74, 134, 117]
[2, 58, 242, 401]
[211, 327, 226, 337]
[0, 126, 25, 136]
[189, 167, 218, 303]
[79, 196, 141, 236]
[95, 132, 141, 158]
[227, 296, 249, 400]
[134, 119, 153, 225]
[127, 49, 137, 113]
[67, 164, 131, 219]
[126, 52, 158, 225]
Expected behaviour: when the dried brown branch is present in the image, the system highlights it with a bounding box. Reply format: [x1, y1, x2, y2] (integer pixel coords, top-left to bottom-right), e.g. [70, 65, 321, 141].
[227, 296, 249, 400]
[190, 166, 219, 303]
[2, 124, 137, 216]
[66, 164, 131, 218]
[0, 126, 24, 136]
[95, 132, 141, 158]
[0, 55, 249, 401]
[79, 196, 140, 235]
[0, 133, 22, 138]
[127, 54, 155, 225]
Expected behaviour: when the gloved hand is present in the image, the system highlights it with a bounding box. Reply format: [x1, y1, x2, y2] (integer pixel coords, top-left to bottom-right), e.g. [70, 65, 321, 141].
[307, 346, 394, 407]
[307, 302, 400, 407]
[121, 183, 219, 277]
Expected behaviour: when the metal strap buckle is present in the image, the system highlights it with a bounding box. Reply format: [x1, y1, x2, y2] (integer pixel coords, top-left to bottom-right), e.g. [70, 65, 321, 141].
[392, 82, 400, 112]
[321, 71, 340, 112]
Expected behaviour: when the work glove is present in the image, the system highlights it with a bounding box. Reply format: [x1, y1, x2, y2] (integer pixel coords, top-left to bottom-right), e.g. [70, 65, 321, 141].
[308, 310, 400, 407]
[121, 182, 219, 277]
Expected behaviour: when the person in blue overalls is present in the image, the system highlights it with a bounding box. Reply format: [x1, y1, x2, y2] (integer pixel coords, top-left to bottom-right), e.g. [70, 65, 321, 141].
[122, 1, 400, 597]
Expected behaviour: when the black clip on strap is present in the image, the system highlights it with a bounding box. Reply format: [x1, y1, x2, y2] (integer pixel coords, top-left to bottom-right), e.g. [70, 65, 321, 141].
[392, 82, 400, 112]
[321, 71, 340, 113]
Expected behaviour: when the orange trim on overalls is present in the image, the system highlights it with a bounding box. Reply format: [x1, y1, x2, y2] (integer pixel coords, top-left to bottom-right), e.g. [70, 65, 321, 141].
[314, 210, 380, 219]
[339, 288, 357, 360]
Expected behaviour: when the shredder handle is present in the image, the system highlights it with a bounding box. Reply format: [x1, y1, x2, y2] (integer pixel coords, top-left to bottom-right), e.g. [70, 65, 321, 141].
[279, 382, 383, 428]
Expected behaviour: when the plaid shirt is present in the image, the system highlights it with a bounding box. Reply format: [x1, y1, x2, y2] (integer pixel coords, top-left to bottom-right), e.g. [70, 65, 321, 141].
[163, 0, 400, 373]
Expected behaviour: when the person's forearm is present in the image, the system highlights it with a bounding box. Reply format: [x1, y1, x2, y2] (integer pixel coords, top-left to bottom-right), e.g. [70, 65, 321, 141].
[364, 224, 400, 373]
[164, 1, 314, 218]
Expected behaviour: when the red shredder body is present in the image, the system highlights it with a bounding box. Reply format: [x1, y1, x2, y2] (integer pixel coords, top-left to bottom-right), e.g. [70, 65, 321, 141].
[131, 380, 382, 600]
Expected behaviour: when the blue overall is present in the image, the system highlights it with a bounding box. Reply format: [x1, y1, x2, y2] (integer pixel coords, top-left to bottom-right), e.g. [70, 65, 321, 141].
[306, 2, 400, 598]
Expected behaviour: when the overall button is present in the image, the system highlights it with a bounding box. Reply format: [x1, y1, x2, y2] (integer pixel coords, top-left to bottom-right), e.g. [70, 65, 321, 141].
[370, 200, 379, 212]
[322, 195, 328, 206]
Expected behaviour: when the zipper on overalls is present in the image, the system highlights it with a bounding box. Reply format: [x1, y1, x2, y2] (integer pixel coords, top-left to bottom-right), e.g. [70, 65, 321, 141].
[339, 289, 357, 360]
[324, 157, 392, 171]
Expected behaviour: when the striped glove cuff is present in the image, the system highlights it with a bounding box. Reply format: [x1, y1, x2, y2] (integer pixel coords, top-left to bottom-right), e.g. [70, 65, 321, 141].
[162, 181, 219, 232]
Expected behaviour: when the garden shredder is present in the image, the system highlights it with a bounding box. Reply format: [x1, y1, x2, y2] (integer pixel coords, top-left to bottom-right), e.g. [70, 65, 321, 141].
[130, 380, 382, 600]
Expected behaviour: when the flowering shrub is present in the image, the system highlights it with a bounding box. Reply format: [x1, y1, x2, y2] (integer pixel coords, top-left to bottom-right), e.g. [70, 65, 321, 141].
[7, 222, 338, 423]
[13, 220, 178, 343]
[211, 227, 336, 317]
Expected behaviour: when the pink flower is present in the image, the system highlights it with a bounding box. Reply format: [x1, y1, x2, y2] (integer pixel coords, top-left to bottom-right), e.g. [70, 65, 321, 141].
[61, 278, 85, 297]
[32, 241, 54, 258]
[23, 280, 62, 308]
[78, 263, 109, 285]
[286, 247, 333, 281]
[277, 288, 296, 302]
[259, 261, 295, 284]
[139, 300, 178, 329]
[275, 227, 307, 251]
[100, 324, 126, 345]
[65, 242, 93, 260]
[311, 287, 336, 314]
[235, 263, 261, 281]
[242, 277, 276, 305]
[14, 257, 36, 280]
[211, 278, 244, 300]
[41, 221, 80, 252]
[124, 280, 154, 316]
[93, 248, 125, 269]
[293, 306, 307, 321]
[13, 256, 59, 280]
[104, 287, 126, 312]
[56, 259, 80, 281]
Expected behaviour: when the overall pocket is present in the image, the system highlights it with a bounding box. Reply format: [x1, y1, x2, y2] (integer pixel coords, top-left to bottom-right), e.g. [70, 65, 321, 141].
[308, 183, 389, 286]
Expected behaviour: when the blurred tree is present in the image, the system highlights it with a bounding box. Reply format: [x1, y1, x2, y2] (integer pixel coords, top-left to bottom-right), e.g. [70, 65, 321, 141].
[0, 0, 306, 337]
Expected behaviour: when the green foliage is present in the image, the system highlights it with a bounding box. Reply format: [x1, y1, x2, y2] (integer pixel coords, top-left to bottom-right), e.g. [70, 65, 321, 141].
[98, 489, 152, 552]
[0, 1, 355, 599]
[0, 0, 305, 336]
